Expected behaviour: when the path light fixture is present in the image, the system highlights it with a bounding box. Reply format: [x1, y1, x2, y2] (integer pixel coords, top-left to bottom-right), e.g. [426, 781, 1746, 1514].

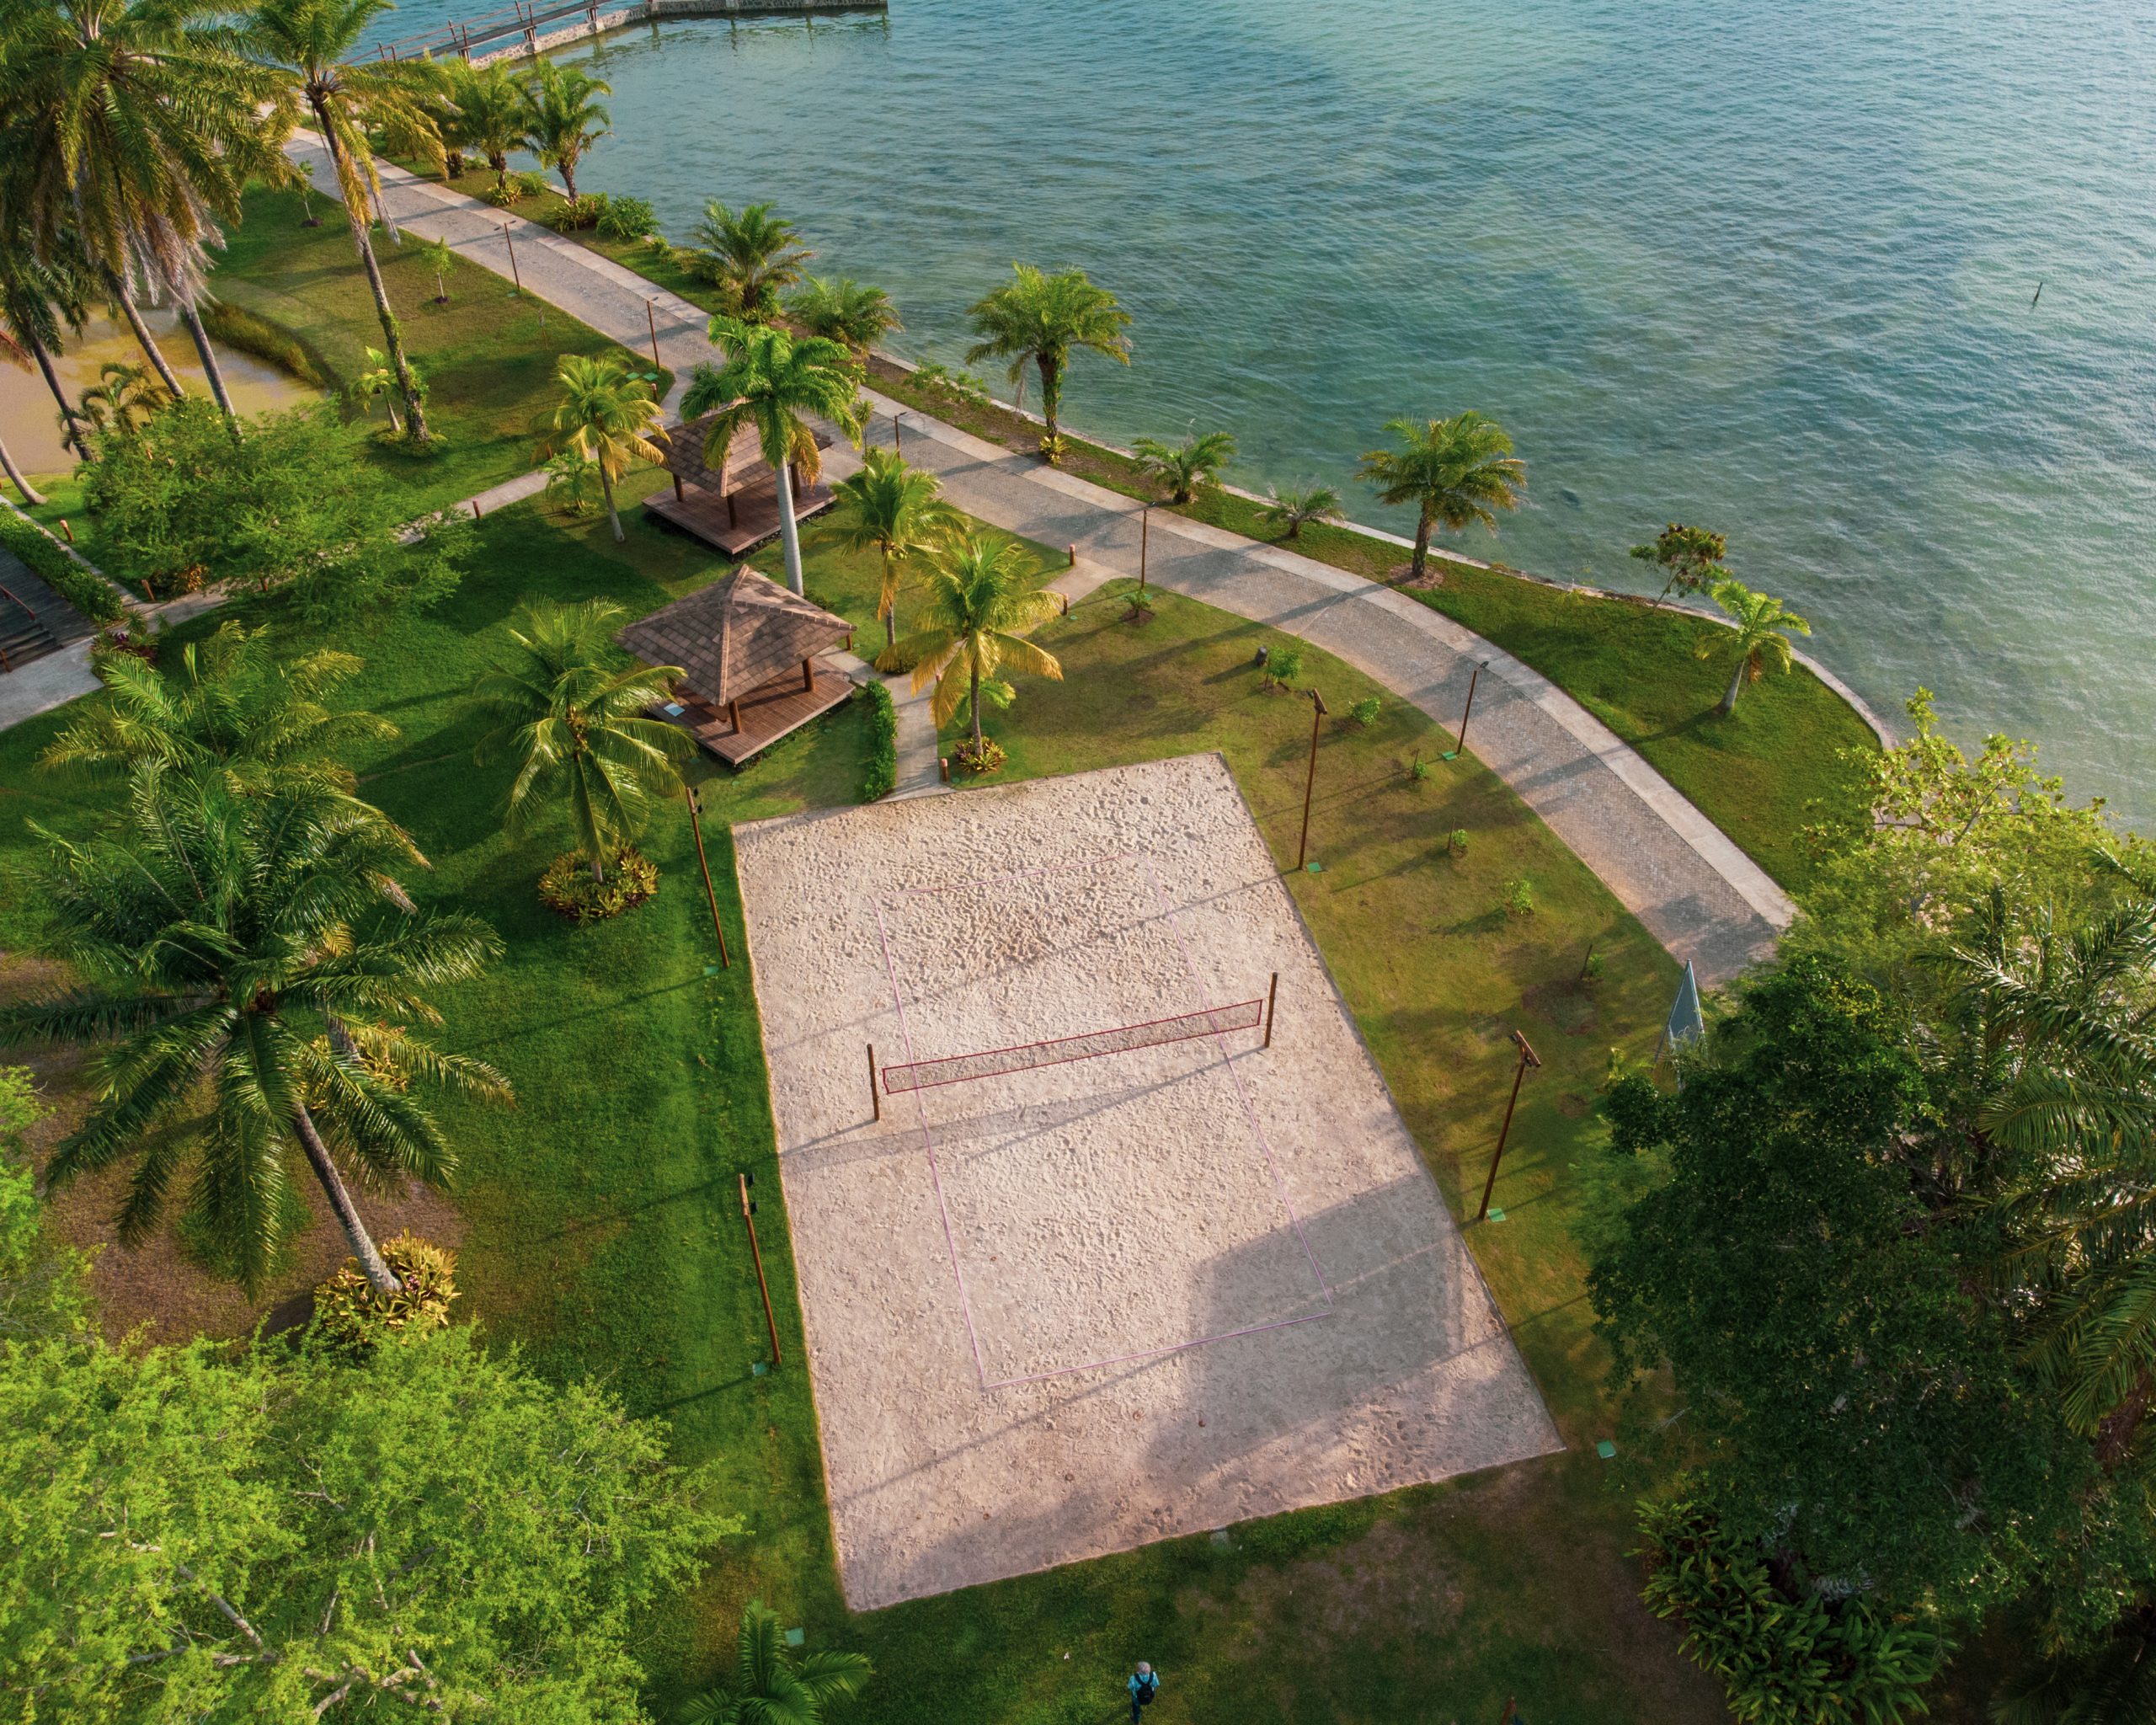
[1476, 1028, 1542, 1222]
[500, 222, 521, 294]
[1295, 686, 1329, 873]
[646, 299, 663, 373]
[685, 785, 731, 969]
[1443, 658, 1491, 761]
[1139, 504, 1150, 598]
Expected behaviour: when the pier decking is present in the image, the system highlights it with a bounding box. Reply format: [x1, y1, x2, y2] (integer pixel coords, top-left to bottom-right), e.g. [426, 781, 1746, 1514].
[371, 0, 884, 67]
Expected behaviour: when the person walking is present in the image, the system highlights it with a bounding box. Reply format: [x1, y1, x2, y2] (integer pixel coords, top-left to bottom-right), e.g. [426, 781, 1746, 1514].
[1127, 1662, 1161, 1722]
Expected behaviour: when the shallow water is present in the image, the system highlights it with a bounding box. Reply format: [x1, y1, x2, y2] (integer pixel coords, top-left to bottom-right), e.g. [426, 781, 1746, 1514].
[382, 0, 2155, 823]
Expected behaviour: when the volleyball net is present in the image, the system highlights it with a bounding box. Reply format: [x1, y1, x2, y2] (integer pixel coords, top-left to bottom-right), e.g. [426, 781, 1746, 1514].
[878, 992, 1269, 1097]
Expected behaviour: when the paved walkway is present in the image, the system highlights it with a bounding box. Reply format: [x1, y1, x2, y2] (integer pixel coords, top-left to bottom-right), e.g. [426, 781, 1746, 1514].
[284, 136, 1788, 980]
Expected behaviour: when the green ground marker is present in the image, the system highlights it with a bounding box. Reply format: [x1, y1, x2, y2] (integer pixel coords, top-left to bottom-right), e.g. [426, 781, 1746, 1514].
[1306, 861, 1323, 873]
[751, 1362, 769, 1377]
[784, 1628, 806, 1648]
[704, 964, 723, 976]
[1486, 1207, 1506, 1222]
[1596, 1439, 1617, 1461]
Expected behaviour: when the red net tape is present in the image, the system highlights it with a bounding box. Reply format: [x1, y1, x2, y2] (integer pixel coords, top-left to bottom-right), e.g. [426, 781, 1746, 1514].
[882, 996, 1265, 1094]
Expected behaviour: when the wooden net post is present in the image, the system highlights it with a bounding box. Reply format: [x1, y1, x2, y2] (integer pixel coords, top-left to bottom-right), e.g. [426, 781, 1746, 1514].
[868, 1044, 880, 1121]
[1263, 971, 1278, 1049]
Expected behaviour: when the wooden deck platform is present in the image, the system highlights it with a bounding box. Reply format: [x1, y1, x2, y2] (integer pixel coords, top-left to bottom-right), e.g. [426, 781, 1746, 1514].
[641, 471, 835, 558]
[655, 662, 855, 767]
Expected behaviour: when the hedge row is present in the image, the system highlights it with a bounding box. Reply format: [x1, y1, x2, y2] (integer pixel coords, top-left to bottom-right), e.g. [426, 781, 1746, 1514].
[0, 503, 125, 625]
[200, 300, 341, 393]
[859, 681, 898, 803]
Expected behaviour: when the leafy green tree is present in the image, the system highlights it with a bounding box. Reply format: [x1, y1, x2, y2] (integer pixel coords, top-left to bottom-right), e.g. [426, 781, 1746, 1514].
[0, 1070, 88, 1342]
[419, 232, 456, 303]
[443, 56, 526, 192]
[0, 767, 510, 1293]
[830, 447, 957, 666]
[41, 620, 396, 797]
[1588, 957, 2080, 1619]
[899, 528, 1062, 763]
[243, 0, 446, 442]
[546, 351, 667, 543]
[1358, 410, 1526, 584]
[688, 200, 811, 323]
[965, 263, 1131, 460]
[1630, 521, 1728, 605]
[1258, 482, 1342, 540]
[680, 1599, 872, 1725]
[786, 275, 901, 357]
[1132, 430, 1236, 504]
[467, 598, 692, 883]
[518, 57, 609, 208]
[1700, 575, 1809, 715]
[682, 317, 864, 596]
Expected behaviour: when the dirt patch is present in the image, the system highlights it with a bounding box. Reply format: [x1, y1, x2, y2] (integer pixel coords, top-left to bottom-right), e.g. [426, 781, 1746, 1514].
[1521, 979, 1601, 1038]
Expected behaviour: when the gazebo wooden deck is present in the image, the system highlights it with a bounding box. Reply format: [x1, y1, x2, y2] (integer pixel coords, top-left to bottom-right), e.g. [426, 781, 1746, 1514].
[640, 409, 835, 557]
[618, 566, 857, 767]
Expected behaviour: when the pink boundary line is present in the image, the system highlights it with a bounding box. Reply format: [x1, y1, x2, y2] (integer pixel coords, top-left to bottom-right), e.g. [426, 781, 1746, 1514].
[880, 996, 1265, 1094]
[873, 849, 1335, 1391]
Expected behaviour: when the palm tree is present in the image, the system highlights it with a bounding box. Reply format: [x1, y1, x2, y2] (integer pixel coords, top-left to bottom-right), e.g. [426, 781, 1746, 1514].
[419, 234, 456, 304]
[544, 353, 666, 545]
[1631, 522, 1729, 606]
[443, 57, 525, 194]
[681, 317, 865, 597]
[77, 359, 173, 439]
[517, 58, 609, 209]
[351, 345, 405, 435]
[1358, 410, 1527, 585]
[687, 200, 811, 324]
[0, 329, 46, 503]
[899, 528, 1063, 764]
[0, 0, 271, 423]
[40, 621, 398, 797]
[680, 1600, 871, 1725]
[243, 0, 445, 443]
[1258, 483, 1343, 541]
[0, 767, 509, 1295]
[830, 449, 957, 667]
[786, 275, 901, 358]
[467, 599, 693, 883]
[1132, 430, 1236, 505]
[1699, 576, 1809, 715]
[964, 264, 1131, 460]
[0, 243, 95, 458]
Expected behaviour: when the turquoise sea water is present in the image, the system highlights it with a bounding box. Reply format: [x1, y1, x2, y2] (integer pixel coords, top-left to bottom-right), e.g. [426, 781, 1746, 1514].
[376, 0, 2156, 820]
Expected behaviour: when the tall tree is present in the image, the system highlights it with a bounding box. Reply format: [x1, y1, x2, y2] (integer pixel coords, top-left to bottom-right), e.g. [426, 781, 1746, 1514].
[243, 0, 444, 442]
[681, 317, 864, 597]
[1358, 409, 1526, 585]
[1699, 576, 1809, 716]
[0, 243, 95, 458]
[786, 275, 901, 358]
[898, 528, 1062, 764]
[544, 352, 666, 544]
[467, 598, 692, 883]
[830, 447, 956, 666]
[0, 767, 509, 1294]
[517, 57, 609, 209]
[1132, 429, 1236, 504]
[443, 56, 525, 194]
[687, 200, 811, 324]
[680, 1600, 872, 1725]
[0, 0, 272, 422]
[965, 263, 1131, 460]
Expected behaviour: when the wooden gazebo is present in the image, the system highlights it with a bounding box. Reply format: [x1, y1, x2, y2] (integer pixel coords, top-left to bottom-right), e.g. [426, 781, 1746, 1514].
[640, 410, 835, 556]
[618, 567, 856, 767]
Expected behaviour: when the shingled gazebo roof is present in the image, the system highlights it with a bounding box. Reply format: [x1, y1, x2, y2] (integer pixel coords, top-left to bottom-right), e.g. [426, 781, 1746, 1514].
[616, 567, 851, 708]
[660, 410, 835, 495]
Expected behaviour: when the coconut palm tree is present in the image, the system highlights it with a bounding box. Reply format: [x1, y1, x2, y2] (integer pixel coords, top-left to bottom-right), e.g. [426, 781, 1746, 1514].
[1258, 483, 1343, 541]
[786, 276, 901, 358]
[76, 358, 173, 439]
[243, 0, 444, 443]
[964, 264, 1130, 461]
[1132, 430, 1236, 505]
[517, 57, 609, 209]
[830, 449, 957, 667]
[0, 0, 271, 423]
[1358, 410, 1527, 585]
[681, 317, 865, 597]
[680, 1600, 872, 1725]
[0, 766, 509, 1295]
[443, 56, 525, 194]
[1699, 576, 1809, 715]
[40, 621, 398, 797]
[687, 200, 811, 324]
[0, 243, 95, 458]
[467, 599, 693, 883]
[0, 328, 45, 502]
[543, 353, 666, 544]
[899, 528, 1062, 765]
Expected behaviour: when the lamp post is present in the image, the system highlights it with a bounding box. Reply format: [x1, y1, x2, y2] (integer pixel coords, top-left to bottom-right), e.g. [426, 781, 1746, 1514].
[1476, 1028, 1541, 1221]
[500, 223, 522, 294]
[1139, 504, 1150, 597]
[685, 787, 731, 969]
[645, 298, 663, 374]
[1295, 686, 1328, 872]
[1444, 659, 1490, 761]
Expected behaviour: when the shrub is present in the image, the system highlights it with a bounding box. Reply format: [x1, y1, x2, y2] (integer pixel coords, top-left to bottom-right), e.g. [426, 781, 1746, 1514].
[1448, 827, 1469, 857]
[198, 300, 339, 390]
[542, 200, 595, 233]
[1502, 875, 1535, 918]
[1409, 756, 1432, 784]
[1348, 695, 1381, 728]
[1265, 644, 1305, 690]
[313, 1233, 460, 1353]
[1636, 1498, 1945, 1725]
[859, 682, 897, 802]
[911, 361, 990, 408]
[1036, 431, 1067, 464]
[514, 169, 549, 200]
[1582, 949, 1606, 988]
[538, 846, 660, 921]
[596, 194, 658, 242]
[0, 503, 125, 623]
[483, 179, 521, 209]
[953, 735, 1006, 776]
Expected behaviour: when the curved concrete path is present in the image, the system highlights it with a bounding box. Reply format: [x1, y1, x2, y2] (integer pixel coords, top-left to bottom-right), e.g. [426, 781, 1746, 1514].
[284, 136, 1788, 983]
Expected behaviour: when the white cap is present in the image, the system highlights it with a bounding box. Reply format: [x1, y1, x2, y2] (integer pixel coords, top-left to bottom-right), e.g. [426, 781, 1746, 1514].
[1136, 1663, 1152, 1675]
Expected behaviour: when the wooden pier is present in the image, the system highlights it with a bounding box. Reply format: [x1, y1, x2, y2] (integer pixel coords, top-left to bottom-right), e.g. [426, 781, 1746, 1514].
[371, 0, 884, 67]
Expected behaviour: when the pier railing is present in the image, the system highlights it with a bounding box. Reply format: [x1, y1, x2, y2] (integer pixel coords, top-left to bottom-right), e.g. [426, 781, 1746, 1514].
[370, 0, 883, 63]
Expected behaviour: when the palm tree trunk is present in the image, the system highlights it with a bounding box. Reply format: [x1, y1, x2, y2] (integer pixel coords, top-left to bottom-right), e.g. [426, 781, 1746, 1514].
[559, 161, 579, 207]
[0, 435, 45, 505]
[291, 1102, 402, 1295]
[969, 659, 984, 756]
[109, 280, 186, 400]
[320, 118, 431, 444]
[25, 328, 91, 457]
[600, 465, 623, 542]
[1718, 657, 1746, 717]
[1411, 509, 1433, 582]
[774, 456, 805, 595]
[176, 300, 238, 427]
[880, 546, 898, 651]
[1037, 353, 1060, 452]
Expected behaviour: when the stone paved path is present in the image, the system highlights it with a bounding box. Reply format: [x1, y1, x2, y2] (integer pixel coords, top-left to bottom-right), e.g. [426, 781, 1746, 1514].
[277, 135, 1790, 980]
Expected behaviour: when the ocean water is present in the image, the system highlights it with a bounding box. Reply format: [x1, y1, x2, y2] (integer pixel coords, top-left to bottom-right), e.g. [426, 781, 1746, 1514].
[371, 0, 2156, 821]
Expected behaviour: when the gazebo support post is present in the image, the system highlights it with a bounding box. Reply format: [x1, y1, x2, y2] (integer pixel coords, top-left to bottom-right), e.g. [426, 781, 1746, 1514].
[672, 473, 685, 502]
[800, 657, 814, 692]
[728, 698, 741, 734]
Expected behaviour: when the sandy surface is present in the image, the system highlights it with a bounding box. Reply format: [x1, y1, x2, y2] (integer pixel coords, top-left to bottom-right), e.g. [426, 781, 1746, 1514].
[734, 753, 1559, 1610]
